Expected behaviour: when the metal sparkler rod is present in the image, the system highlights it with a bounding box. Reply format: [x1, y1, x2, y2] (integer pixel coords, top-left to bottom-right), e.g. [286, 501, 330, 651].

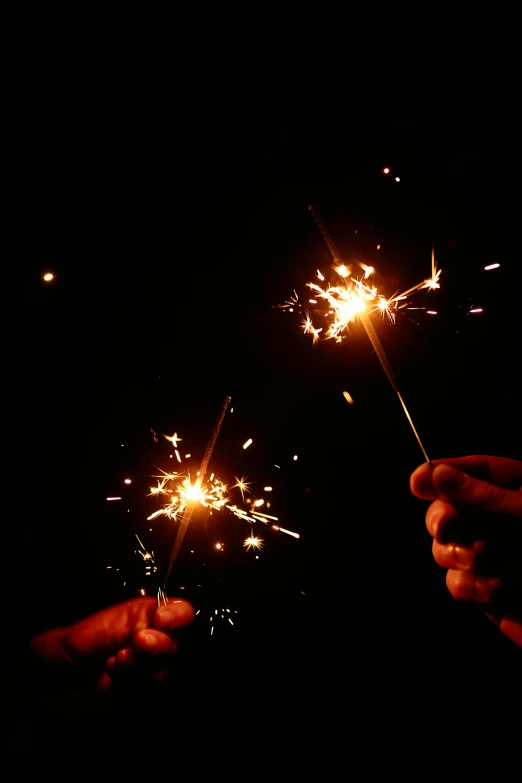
[359, 312, 432, 464]
[163, 395, 232, 589]
[308, 205, 344, 262]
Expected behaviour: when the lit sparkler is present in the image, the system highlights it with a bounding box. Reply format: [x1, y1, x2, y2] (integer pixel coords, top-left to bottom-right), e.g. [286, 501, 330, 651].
[282, 208, 440, 463]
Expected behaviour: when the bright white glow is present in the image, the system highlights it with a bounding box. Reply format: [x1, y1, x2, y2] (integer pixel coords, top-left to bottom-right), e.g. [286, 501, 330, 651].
[107, 497, 122, 501]
[484, 263, 500, 271]
[124, 479, 132, 484]
[243, 438, 253, 449]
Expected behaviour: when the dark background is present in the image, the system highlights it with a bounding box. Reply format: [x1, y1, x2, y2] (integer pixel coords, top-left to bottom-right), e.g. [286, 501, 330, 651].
[9, 76, 521, 747]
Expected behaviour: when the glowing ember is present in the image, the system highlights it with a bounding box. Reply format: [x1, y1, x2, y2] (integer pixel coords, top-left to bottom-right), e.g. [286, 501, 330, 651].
[243, 535, 264, 551]
[243, 438, 253, 449]
[43, 272, 54, 282]
[484, 263, 500, 271]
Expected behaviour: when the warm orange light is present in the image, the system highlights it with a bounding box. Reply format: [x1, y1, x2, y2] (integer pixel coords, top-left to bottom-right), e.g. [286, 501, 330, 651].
[43, 273, 54, 282]
[383, 168, 390, 175]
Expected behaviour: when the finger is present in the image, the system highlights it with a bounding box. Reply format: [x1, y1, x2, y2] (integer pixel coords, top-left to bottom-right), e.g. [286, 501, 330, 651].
[153, 599, 195, 631]
[426, 500, 459, 541]
[66, 596, 193, 661]
[497, 614, 522, 648]
[411, 456, 522, 499]
[97, 671, 113, 693]
[432, 465, 522, 519]
[115, 648, 136, 667]
[446, 569, 502, 604]
[133, 628, 179, 656]
[432, 539, 487, 572]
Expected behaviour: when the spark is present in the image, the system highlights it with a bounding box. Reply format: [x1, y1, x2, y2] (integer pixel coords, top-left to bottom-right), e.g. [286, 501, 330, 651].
[293, 455, 298, 461]
[343, 391, 354, 404]
[317, 269, 325, 281]
[264, 486, 273, 491]
[243, 535, 264, 551]
[272, 525, 300, 539]
[469, 308, 484, 313]
[233, 476, 252, 501]
[359, 263, 374, 279]
[427, 311, 437, 315]
[164, 432, 182, 448]
[185, 454, 191, 458]
[107, 497, 122, 501]
[215, 543, 222, 550]
[309, 299, 317, 304]
[484, 263, 500, 271]
[43, 272, 54, 282]
[251, 510, 278, 521]
[124, 478, 132, 484]
[302, 313, 322, 345]
[383, 167, 390, 174]
[243, 438, 253, 449]
[376, 244, 381, 250]
[395, 176, 400, 182]
[335, 264, 350, 277]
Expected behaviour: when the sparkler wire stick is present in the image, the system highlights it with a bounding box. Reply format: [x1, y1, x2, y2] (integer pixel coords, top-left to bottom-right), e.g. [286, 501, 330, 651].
[163, 396, 232, 589]
[308, 205, 343, 262]
[359, 312, 431, 464]
[308, 205, 432, 465]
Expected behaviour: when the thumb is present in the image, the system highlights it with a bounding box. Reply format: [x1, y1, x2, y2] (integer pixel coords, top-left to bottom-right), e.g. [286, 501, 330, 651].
[432, 464, 522, 519]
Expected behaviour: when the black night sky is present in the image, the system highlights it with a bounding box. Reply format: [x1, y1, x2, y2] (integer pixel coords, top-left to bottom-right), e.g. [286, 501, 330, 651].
[10, 86, 521, 749]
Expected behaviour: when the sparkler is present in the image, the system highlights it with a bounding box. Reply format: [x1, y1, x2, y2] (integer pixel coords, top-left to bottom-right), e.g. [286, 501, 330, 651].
[162, 396, 232, 589]
[147, 404, 300, 596]
[284, 207, 438, 463]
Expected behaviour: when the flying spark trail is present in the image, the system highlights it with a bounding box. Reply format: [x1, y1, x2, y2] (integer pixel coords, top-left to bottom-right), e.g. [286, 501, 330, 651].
[272, 525, 300, 539]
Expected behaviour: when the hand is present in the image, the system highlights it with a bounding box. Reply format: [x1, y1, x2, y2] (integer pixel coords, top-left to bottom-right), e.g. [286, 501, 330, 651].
[30, 596, 195, 691]
[410, 455, 522, 648]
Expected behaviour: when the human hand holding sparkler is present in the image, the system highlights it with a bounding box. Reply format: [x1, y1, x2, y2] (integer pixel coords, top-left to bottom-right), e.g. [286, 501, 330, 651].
[410, 456, 522, 648]
[30, 596, 195, 691]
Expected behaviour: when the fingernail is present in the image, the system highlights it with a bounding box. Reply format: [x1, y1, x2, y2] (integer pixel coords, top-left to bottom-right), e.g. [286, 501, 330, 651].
[143, 632, 157, 647]
[433, 465, 465, 493]
[156, 602, 193, 628]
